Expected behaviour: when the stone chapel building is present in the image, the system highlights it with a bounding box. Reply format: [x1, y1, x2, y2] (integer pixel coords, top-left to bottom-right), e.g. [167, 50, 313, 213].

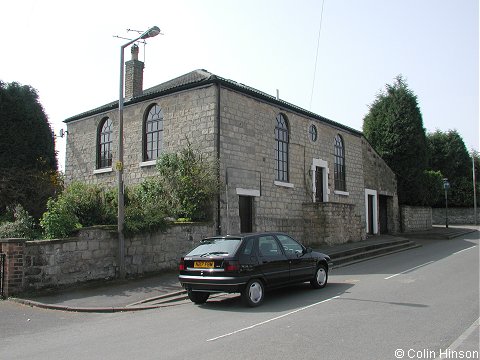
[64, 45, 399, 245]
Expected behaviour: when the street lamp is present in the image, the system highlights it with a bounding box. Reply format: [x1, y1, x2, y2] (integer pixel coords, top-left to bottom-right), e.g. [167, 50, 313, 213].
[117, 26, 160, 279]
[443, 178, 450, 229]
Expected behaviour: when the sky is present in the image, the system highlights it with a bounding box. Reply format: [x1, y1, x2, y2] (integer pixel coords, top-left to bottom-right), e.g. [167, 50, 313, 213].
[1, 0, 478, 171]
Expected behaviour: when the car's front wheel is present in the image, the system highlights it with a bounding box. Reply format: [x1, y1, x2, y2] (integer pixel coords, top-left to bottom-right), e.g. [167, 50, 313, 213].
[187, 290, 210, 304]
[310, 264, 328, 289]
[242, 279, 265, 307]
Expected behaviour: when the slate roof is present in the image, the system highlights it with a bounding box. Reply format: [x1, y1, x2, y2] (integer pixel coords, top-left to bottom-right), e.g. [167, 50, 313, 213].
[64, 69, 362, 136]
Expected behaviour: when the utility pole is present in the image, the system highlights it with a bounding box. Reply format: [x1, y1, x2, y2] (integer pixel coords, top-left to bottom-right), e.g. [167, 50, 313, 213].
[443, 178, 450, 228]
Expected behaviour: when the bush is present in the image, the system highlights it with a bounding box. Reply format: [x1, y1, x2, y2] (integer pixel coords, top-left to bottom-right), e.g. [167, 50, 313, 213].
[124, 179, 170, 234]
[156, 142, 220, 221]
[39, 144, 220, 238]
[0, 204, 37, 239]
[64, 182, 116, 226]
[40, 196, 80, 239]
[40, 182, 116, 239]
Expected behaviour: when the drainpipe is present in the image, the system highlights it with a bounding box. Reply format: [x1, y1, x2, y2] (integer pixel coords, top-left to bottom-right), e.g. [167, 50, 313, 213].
[216, 82, 222, 235]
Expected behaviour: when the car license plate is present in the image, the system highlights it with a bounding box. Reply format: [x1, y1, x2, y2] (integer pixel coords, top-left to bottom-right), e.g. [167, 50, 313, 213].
[194, 261, 214, 269]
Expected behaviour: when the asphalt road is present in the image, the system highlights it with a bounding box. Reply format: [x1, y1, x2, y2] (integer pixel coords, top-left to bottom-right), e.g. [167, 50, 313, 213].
[1, 233, 478, 360]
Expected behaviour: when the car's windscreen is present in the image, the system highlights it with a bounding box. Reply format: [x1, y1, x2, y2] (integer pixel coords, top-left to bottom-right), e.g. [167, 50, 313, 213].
[186, 238, 242, 257]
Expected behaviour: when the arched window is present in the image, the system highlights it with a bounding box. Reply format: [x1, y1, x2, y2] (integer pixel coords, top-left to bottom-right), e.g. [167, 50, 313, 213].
[275, 113, 289, 182]
[309, 124, 318, 142]
[334, 134, 346, 191]
[143, 104, 164, 161]
[97, 117, 112, 169]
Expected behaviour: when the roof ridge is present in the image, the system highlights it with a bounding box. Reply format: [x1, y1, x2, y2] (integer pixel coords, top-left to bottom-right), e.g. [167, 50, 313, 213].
[143, 69, 213, 95]
[64, 69, 363, 136]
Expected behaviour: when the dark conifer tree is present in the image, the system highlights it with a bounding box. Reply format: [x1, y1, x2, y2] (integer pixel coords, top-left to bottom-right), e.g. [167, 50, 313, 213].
[0, 81, 58, 219]
[363, 76, 428, 205]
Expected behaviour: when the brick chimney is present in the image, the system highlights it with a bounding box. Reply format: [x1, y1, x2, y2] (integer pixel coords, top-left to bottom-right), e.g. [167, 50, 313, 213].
[125, 44, 144, 100]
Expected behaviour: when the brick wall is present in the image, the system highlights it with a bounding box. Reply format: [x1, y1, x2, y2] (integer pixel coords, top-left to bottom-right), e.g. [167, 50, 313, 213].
[0, 239, 25, 297]
[401, 206, 432, 231]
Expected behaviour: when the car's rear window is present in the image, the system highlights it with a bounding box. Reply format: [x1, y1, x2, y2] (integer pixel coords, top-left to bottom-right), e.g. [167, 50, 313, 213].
[186, 238, 242, 257]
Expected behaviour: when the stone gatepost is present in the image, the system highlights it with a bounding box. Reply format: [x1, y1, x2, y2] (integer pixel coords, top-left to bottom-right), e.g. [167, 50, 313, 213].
[0, 238, 25, 297]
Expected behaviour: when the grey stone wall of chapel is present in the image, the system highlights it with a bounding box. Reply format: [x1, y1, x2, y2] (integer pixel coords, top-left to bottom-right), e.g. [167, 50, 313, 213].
[65, 78, 399, 240]
[65, 86, 217, 187]
[217, 87, 367, 237]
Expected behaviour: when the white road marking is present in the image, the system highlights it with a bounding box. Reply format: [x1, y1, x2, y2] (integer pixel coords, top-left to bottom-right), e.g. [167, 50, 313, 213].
[433, 318, 479, 360]
[384, 261, 434, 280]
[453, 246, 477, 255]
[206, 295, 340, 342]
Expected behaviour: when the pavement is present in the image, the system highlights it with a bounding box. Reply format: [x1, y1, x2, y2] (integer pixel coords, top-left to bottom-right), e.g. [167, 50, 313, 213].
[6, 225, 478, 313]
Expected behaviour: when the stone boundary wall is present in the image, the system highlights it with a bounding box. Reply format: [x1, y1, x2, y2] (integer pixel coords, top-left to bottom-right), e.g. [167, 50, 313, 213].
[124, 223, 214, 275]
[24, 228, 118, 292]
[401, 206, 432, 232]
[432, 207, 479, 225]
[303, 202, 366, 246]
[1, 223, 215, 296]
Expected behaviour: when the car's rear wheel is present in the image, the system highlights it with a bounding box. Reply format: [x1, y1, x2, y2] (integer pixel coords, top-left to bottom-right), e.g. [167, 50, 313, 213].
[310, 264, 328, 289]
[187, 290, 210, 304]
[242, 279, 265, 307]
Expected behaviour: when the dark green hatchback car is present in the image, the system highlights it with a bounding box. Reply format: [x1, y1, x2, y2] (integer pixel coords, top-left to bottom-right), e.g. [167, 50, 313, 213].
[179, 232, 332, 307]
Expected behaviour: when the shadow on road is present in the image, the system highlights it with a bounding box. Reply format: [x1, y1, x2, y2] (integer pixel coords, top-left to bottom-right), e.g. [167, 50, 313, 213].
[196, 282, 354, 313]
[336, 296, 429, 308]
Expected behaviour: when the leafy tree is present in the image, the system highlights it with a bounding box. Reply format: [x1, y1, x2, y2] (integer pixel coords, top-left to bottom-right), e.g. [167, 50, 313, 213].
[363, 75, 428, 205]
[0, 81, 59, 219]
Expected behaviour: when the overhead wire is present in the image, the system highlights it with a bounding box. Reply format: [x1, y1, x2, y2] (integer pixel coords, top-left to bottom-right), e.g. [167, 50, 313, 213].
[309, 0, 326, 110]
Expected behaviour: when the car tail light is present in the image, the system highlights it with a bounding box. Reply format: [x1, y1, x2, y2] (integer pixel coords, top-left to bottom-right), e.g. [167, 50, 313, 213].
[179, 257, 185, 271]
[224, 261, 240, 272]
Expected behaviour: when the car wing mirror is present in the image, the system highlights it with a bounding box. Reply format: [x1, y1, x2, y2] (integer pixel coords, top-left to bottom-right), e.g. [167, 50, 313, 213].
[304, 247, 313, 254]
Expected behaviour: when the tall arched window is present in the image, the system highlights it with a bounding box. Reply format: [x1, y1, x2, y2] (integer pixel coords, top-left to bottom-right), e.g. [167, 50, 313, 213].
[97, 117, 112, 169]
[275, 113, 289, 182]
[144, 104, 164, 161]
[334, 134, 346, 191]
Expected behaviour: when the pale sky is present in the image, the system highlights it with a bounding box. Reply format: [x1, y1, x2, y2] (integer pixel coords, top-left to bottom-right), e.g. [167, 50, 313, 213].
[1, 0, 478, 171]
